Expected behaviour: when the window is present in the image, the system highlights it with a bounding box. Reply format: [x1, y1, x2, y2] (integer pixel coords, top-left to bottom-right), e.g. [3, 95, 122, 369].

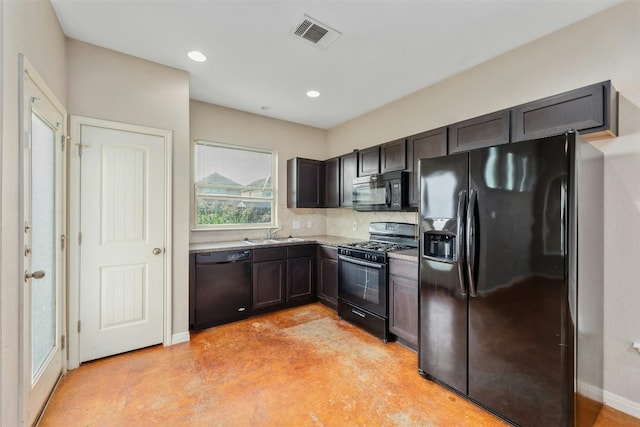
[194, 140, 276, 229]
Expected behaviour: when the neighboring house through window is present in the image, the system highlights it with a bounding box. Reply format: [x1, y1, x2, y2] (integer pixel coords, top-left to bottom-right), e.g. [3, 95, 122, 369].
[194, 140, 276, 229]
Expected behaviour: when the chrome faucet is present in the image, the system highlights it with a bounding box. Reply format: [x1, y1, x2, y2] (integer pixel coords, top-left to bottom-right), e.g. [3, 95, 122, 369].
[267, 227, 281, 239]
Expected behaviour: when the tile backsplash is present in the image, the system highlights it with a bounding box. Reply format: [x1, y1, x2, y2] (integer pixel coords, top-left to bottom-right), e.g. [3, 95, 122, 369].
[190, 203, 327, 243]
[326, 208, 419, 240]
[190, 205, 419, 243]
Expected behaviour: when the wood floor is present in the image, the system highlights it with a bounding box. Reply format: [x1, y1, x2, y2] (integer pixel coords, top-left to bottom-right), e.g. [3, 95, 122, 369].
[40, 303, 639, 426]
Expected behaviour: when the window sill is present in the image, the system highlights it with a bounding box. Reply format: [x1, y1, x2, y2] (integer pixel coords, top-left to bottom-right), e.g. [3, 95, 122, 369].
[191, 224, 278, 232]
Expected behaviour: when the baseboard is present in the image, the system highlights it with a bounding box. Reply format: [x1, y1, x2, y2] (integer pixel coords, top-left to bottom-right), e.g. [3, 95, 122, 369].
[577, 380, 603, 402]
[171, 331, 191, 345]
[603, 390, 640, 419]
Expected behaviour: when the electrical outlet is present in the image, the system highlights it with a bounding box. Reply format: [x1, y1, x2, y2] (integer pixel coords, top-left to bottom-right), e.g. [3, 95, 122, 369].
[352, 222, 357, 231]
[307, 220, 312, 228]
[293, 221, 301, 229]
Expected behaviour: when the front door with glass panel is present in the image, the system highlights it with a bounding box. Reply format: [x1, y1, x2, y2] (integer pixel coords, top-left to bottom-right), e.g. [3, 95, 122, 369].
[21, 56, 66, 426]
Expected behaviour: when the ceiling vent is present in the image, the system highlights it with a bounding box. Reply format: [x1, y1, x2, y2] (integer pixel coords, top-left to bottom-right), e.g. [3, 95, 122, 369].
[292, 15, 341, 50]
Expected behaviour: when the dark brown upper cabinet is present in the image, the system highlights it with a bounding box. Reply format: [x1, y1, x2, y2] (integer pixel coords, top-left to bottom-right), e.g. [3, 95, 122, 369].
[407, 127, 447, 207]
[340, 152, 358, 207]
[323, 157, 340, 208]
[512, 80, 618, 142]
[448, 109, 510, 154]
[380, 139, 407, 173]
[358, 146, 380, 176]
[287, 157, 324, 208]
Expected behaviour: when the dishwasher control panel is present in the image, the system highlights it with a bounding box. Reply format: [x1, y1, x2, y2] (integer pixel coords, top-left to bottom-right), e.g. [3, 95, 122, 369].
[195, 250, 251, 264]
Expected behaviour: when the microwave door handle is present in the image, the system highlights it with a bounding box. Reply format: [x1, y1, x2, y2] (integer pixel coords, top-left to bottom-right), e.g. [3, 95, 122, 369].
[386, 182, 392, 207]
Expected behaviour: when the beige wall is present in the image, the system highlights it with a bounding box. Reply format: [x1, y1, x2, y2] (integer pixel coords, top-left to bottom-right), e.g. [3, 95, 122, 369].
[189, 100, 328, 243]
[1, 0, 67, 424]
[66, 40, 191, 338]
[2, 0, 639, 422]
[327, 0, 640, 415]
[327, 1, 640, 155]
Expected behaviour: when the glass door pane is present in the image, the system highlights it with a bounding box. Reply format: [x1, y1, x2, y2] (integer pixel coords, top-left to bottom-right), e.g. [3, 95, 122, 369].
[30, 111, 56, 381]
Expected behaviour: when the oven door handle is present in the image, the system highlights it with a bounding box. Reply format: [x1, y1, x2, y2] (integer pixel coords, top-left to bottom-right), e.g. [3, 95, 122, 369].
[338, 255, 384, 269]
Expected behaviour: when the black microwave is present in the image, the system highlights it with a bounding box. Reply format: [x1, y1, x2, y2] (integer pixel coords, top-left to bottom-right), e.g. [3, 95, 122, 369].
[352, 171, 411, 211]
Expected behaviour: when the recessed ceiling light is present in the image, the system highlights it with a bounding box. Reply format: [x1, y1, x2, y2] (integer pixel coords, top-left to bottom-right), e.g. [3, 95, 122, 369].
[306, 90, 320, 98]
[187, 50, 207, 62]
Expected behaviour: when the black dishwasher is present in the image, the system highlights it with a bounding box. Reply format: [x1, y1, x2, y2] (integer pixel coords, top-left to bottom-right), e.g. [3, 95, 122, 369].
[193, 250, 252, 330]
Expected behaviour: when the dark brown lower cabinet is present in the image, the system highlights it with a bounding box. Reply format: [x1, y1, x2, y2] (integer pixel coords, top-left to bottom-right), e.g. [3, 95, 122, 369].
[252, 245, 316, 313]
[286, 245, 316, 303]
[252, 247, 287, 310]
[317, 245, 338, 309]
[389, 257, 419, 350]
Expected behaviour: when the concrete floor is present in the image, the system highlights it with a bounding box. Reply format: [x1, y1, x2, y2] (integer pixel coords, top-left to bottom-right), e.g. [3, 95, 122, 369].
[40, 303, 639, 426]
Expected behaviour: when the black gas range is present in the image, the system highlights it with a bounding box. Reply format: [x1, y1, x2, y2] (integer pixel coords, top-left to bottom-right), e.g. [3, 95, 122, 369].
[337, 222, 417, 342]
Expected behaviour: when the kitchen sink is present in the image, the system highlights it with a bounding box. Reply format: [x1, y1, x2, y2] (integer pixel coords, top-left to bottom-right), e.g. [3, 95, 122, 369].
[241, 238, 282, 245]
[240, 237, 307, 246]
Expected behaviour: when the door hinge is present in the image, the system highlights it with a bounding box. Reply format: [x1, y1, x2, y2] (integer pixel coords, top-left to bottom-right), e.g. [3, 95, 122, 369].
[61, 134, 66, 151]
[61, 335, 66, 350]
[61, 234, 66, 251]
[75, 142, 90, 157]
[78, 232, 82, 245]
[77, 321, 81, 333]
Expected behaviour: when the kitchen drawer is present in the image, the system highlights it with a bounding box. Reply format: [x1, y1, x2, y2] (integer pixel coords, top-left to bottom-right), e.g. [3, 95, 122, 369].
[287, 244, 316, 258]
[338, 299, 389, 342]
[389, 258, 418, 278]
[317, 244, 337, 260]
[253, 247, 287, 262]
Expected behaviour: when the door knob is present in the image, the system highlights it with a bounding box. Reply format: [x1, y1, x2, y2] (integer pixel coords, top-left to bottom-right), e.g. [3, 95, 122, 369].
[25, 270, 46, 282]
[153, 248, 162, 255]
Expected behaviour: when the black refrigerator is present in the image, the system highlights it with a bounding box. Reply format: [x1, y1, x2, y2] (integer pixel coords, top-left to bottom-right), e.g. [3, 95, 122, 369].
[418, 132, 604, 426]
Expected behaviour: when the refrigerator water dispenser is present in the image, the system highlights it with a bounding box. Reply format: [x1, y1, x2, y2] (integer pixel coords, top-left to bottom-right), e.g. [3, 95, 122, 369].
[423, 232, 457, 261]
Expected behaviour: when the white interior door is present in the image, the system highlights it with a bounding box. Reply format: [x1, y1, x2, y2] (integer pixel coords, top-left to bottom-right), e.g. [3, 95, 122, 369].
[78, 123, 167, 363]
[20, 56, 67, 426]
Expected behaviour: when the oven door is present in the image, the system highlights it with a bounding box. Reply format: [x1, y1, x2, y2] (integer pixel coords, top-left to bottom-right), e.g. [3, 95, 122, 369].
[338, 255, 387, 317]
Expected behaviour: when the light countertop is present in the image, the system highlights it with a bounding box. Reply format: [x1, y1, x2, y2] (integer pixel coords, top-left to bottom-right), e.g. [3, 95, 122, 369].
[189, 235, 363, 254]
[189, 235, 419, 262]
[388, 248, 418, 262]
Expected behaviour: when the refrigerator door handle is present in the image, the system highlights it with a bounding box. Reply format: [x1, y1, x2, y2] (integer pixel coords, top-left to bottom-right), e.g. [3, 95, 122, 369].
[456, 190, 467, 296]
[466, 189, 478, 297]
